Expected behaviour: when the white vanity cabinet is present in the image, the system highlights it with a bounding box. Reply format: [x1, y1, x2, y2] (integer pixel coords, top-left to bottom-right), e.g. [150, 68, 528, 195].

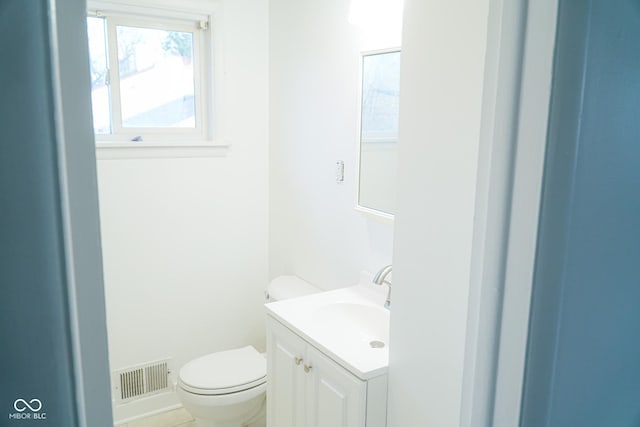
[266, 315, 387, 427]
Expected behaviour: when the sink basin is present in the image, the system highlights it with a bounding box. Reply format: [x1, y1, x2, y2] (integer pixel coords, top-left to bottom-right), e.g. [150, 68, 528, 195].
[311, 302, 389, 348]
[265, 283, 390, 379]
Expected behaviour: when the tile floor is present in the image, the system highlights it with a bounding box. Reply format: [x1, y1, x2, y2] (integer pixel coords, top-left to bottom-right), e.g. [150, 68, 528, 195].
[115, 408, 195, 427]
[115, 407, 266, 427]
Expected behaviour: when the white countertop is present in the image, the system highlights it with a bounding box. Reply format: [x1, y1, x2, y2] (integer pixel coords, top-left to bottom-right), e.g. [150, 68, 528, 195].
[265, 282, 390, 380]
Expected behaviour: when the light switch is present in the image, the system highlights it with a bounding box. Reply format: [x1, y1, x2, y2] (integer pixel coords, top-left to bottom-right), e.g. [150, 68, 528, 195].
[336, 160, 345, 183]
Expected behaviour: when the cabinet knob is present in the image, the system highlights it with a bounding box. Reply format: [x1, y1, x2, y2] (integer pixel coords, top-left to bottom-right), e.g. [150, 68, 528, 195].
[304, 364, 312, 373]
[295, 356, 303, 365]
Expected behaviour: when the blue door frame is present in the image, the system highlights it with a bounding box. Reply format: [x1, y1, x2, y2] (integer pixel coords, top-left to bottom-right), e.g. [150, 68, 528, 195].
[0, 1, 113, 426]
[521, 0, 640, 425]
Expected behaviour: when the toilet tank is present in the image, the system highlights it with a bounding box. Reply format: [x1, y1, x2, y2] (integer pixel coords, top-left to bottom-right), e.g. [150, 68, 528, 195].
[265, 276, 321, 302]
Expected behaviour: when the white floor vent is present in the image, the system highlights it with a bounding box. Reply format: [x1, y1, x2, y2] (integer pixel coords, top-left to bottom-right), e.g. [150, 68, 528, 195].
[114, 359, 173, 403]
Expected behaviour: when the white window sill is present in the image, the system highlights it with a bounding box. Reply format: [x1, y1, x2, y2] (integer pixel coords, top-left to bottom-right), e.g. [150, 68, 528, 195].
[95, 141, 230, 159]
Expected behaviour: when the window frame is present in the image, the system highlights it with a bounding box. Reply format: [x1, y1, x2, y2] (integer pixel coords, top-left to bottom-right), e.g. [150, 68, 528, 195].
[87, 0, 226, 151]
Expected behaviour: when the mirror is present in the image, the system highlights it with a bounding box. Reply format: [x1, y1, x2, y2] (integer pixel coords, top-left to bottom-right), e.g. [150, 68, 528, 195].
[357, 49, 401, 217]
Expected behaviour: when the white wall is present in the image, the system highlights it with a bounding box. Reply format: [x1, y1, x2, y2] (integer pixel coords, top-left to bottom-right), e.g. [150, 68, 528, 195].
[268, 0, 398, 290]
[388, 0, 491, 426]
[96, 0, 269, 422]
[359, 142, 397, 214]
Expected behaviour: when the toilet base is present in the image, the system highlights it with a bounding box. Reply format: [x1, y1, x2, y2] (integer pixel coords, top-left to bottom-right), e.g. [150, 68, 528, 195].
[178, 383, 266, 427]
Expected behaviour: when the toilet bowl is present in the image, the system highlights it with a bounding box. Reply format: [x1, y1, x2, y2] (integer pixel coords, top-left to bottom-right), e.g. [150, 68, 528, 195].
[177, 346, 267, 427]
[177, 276, 320, 427]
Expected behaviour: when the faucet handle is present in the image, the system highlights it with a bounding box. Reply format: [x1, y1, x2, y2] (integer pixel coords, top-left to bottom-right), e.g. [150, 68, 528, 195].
[373, 264, 393, 285]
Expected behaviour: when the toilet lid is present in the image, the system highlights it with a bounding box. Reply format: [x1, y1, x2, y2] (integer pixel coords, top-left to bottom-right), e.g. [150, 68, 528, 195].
[179, 346, 266, 395]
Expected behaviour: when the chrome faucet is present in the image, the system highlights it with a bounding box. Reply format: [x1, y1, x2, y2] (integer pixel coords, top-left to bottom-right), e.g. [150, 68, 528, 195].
[373, 265, 392, 309]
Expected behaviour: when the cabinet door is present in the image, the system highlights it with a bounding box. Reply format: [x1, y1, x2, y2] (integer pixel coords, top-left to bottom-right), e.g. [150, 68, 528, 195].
[305, 346, 367, 427]
[267, 316, 307, 427]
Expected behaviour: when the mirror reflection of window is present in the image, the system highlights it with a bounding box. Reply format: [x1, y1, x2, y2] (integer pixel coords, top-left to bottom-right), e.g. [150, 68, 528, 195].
[358, 50, 401, 216]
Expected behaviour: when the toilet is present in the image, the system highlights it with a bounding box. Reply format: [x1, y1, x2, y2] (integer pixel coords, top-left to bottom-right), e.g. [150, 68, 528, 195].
[177, 276, 320, 427]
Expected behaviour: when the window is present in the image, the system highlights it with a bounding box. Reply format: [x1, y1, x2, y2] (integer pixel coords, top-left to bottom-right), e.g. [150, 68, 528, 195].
[86, 5, 214, 144]
[360, 50, 401, 144]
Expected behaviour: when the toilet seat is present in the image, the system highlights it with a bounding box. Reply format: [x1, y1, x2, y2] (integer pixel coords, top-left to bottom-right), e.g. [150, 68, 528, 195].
[178, 346, 266, 396]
